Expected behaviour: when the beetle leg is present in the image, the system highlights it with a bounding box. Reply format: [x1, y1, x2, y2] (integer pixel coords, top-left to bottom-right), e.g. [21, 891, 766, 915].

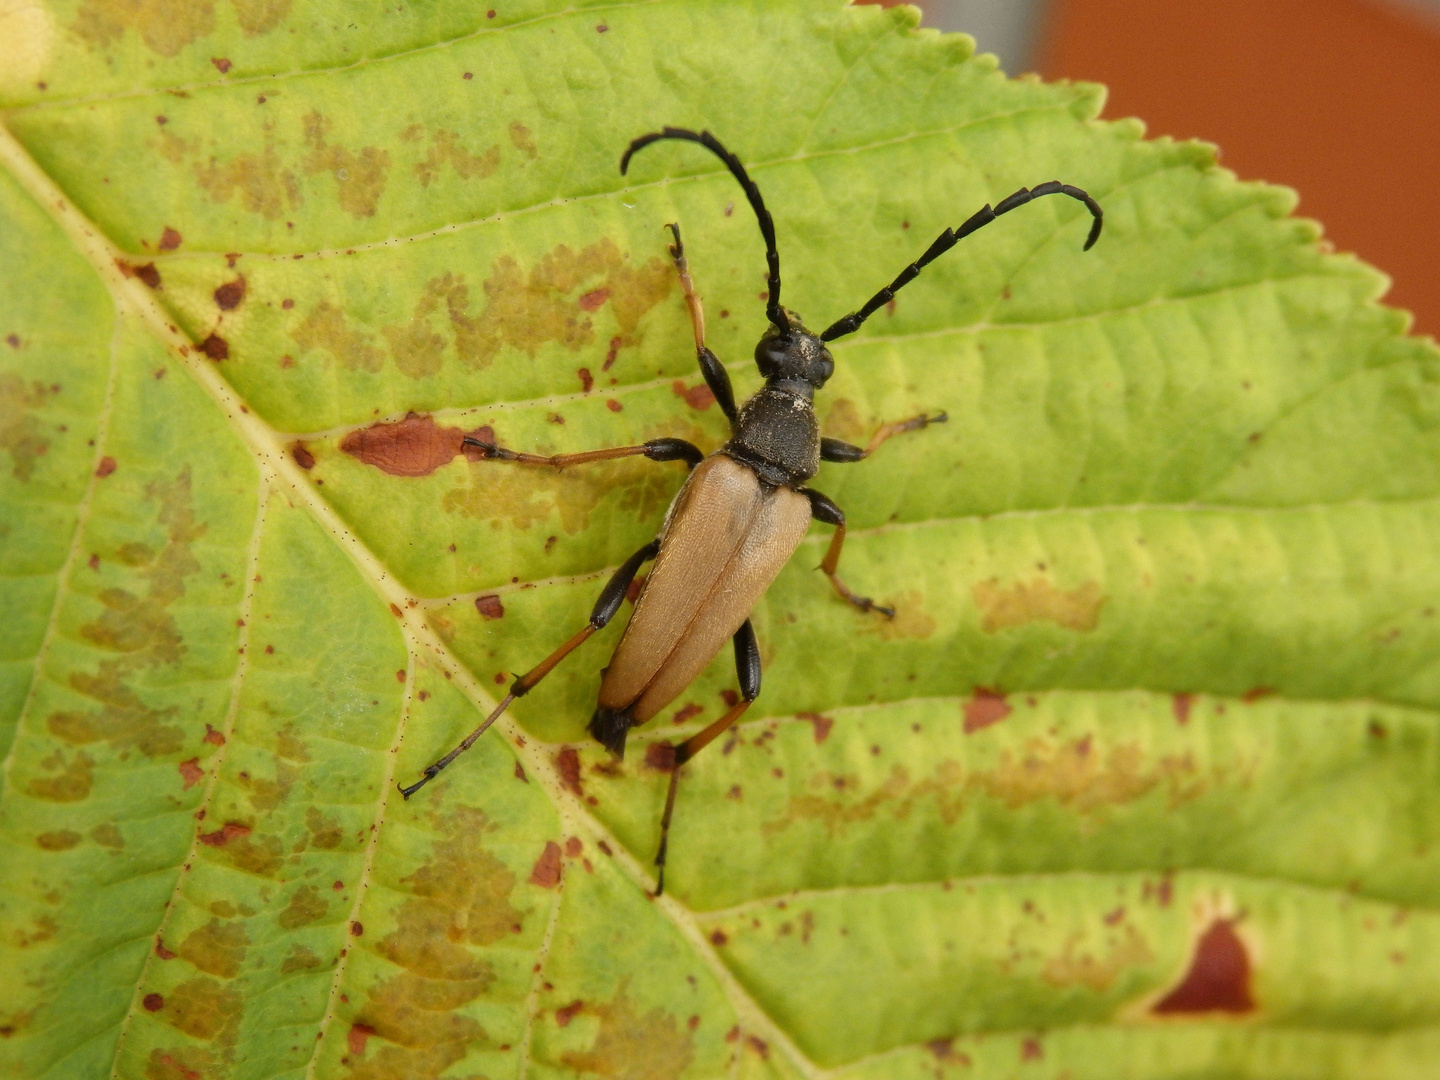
[653, 620, 761, 895]
[666, 222, 739, 424]
[462, 435, 703, 470]
[802, 489, 894, 618]
[399, 539, 661, 800]
[819, 411, 947, 463]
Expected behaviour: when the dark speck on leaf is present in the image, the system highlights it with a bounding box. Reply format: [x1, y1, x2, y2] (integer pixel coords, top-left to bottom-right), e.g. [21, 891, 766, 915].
[475, 594, 504, 619]
[199, 334, 229, 360]
[605, 399, 622, 412]
[211, 57, 232, 73]
[95, 456, 117, 478]
[463, 72, 473, 79]
[291, 442, 316, 469]
[577, 367, 594, 393]
[158, 227, 182, 251]
[143, 993, 164, 1012]
[596, 23, 608, 32]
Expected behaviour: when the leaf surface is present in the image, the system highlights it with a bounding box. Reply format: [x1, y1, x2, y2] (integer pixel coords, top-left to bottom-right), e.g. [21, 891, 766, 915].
[3, 2, 1440, 1077]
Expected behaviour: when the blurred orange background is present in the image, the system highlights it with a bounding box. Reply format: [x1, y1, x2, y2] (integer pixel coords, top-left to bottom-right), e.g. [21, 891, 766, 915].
[909, 0, 1440, 337]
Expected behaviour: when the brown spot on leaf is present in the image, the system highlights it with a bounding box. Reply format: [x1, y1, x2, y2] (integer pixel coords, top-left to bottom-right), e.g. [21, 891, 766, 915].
[161, 977, 242, 1043]
[198, 334, 228, 361]
[37, 830, 81, 851]
[143, 993, 164, 1012]
[302, 111, 390, 217]
[198, 821, 251, 847]
[117, 259, 162, 288]
[672, 703, 703, 725]
[529, 840, 562, 888]
[963, 688, 1011, 733]
[292, 300, 383, 372]
[231, 0, 290, 33]
[1153, 919, 1256, 1014]
[341, 412, 466, 476]
[644, 742, 677, 772]
[178, 919, 248, 978]
[865, 591, 934, 641]
[709, 929, 728, 946]
[508, 121, 538, 159]
[95, 456, 117, 478]
[0, 374, 60, 482]
[155, 938, 176, 959]
[578, 287, 609, 311]
[973, 577, 1105, 633]
[671, 380, 715, 410]
[1242, 686, 1275, 703]
[210, 56, 231, 73]
[347, 1022, 376, 1056]
[305, 806, 343, 849]
[223, 831, 284, 877]
[556, 747, 583, 794]
[213, 277, 246, 310]
[797, 712, 834, 743]
[605, 398, 622, 413]
[158, 228, 182, 251]
[49, 470, 204, 758]
[91, 822, 124, 849]
[560, 982, 695, 1080]
[413, 128, 500, 187]
[188, 127, 301, 222]
[203, 724, 225, 746]
[456, 239, 671, 372]
[1020, 1037, 1043, 1060]
[1172, 693, 1194, 725]
[145, 1047, 212, 1080]
[28, 751, 93, 802]
[280, 943, 321, 973]
[73, 0, 214, 57]
[236, 756, 298, 812]
[177, 757, 203, 788]
[349, 807, 516, 1077]
[475, 594, 504, 619]
[1043, 923, 1153, 991]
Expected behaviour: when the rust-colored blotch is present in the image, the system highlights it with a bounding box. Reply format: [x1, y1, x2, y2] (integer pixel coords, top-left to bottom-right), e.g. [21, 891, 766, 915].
[963, 688, 1011, 733]
[529, 840, 563, 888]
[340, 412, 482, 477]
[1153, 918, 1256, 1014]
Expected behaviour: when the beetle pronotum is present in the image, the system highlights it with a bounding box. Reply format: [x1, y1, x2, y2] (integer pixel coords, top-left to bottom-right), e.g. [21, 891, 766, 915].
[402, 127, 1102, 894]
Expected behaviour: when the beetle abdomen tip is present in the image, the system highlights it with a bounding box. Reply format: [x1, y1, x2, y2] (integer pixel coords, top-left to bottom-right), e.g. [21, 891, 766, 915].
[588, 705, 635, 759]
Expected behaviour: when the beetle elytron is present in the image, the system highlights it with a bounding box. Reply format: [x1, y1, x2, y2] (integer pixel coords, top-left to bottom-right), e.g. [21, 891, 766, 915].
[402, 127, 1102, 894]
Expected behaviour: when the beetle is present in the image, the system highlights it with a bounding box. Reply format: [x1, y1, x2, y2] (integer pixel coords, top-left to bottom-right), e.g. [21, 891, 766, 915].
[401, 127, 1102, 894]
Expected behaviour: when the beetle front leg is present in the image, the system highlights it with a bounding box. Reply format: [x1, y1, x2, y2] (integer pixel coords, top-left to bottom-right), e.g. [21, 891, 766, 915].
[803, 489, 894, 618]
[400, 539, 661, 800]
[463, 435, 703, 470]
[667, 222, 739, 424]
[653, 619, 761, 895]
[820, 410, 947, 463]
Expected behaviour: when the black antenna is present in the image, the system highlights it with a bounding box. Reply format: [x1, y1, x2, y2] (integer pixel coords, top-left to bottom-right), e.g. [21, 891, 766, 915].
[621, 127, 788, 334]
[821, 181, 1103, 342]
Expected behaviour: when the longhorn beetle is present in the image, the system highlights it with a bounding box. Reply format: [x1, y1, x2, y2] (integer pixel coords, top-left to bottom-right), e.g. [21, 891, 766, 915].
[401, 127, 1102, 894]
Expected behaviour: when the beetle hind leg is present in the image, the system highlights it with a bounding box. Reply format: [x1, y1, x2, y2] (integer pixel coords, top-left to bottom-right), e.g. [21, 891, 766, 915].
[653, 620, 761, 895]
[398, 539, 660, 800]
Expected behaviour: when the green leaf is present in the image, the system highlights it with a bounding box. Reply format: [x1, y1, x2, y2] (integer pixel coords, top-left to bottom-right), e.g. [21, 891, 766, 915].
[3, 1, 1440, 1077]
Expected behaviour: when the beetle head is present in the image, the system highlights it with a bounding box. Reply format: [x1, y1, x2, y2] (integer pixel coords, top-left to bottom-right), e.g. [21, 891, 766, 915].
[754, 314, 834, 390]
